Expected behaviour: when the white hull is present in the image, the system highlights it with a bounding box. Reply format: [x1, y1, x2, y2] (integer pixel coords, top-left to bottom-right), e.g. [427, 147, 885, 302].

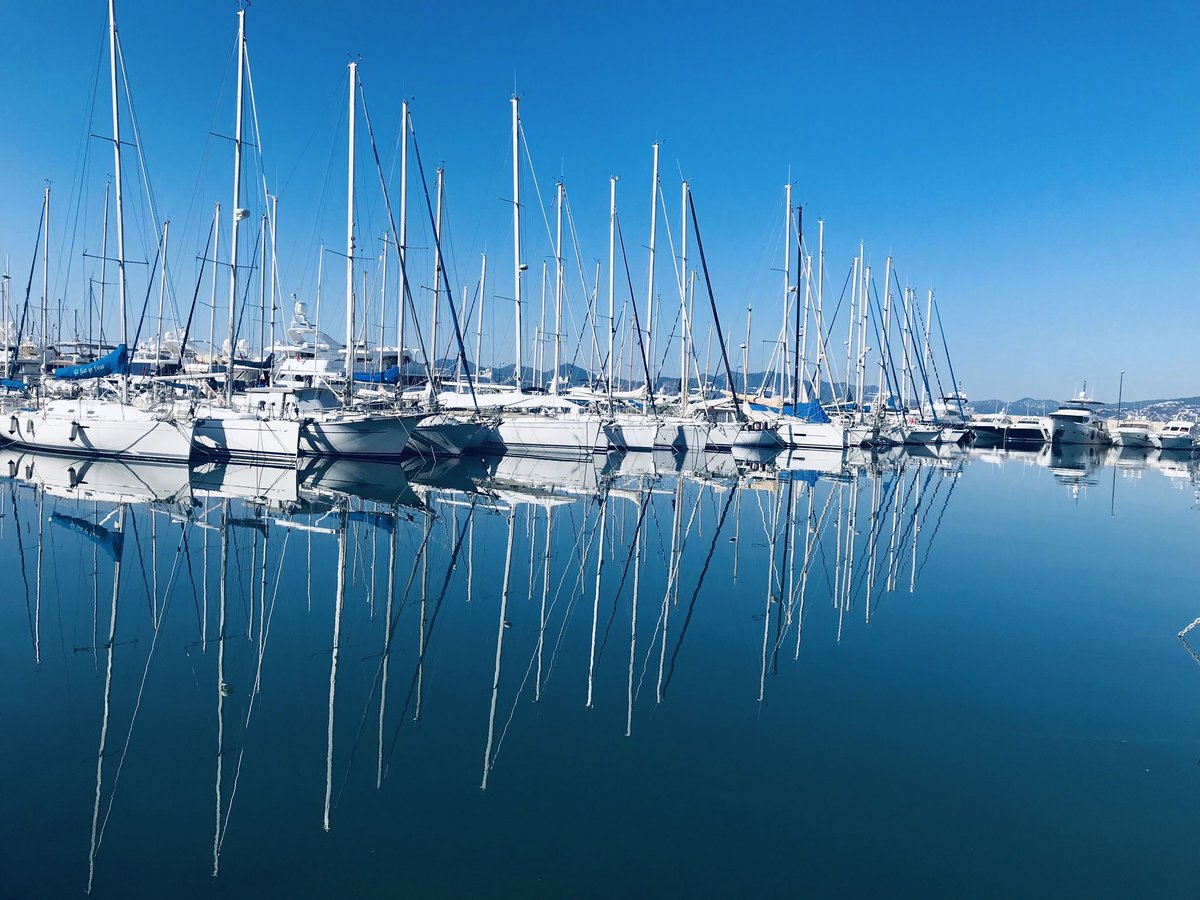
[610, 415, 685, 452]
[191, 409, 300, 464]
[6, 398, 193, 462]
[1049, 417, 1109, 446]
[775, 418, 847, 451]
[1113, 430, 1159, 449]
[300, 410, 425, 458]
[670, 420, 711, 451]
[481, 414, 608, 458]
[405, 415, 484, 457]
[1158, 435, 1195, 452]
[903, 425, 942, 445]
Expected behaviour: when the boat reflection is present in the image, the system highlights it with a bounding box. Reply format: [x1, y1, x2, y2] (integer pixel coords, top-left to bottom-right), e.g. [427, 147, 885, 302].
[0, 443, 1057, 893]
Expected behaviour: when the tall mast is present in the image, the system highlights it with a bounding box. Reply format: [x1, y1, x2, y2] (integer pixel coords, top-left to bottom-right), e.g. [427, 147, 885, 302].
[815, 219, 825, 401]
[782, 183, 791, 401]
[645, 142, 659, 385]
[552, 180, 564, 394]
[921, 288, 934, 408]
[225, 7, 246, 405]
[878, 256, 893, 412]
[844, 255, 857, 406]
[258, 213, 267, 362]
[41, 184, 49, 372]
[607, 176, 617, 403]
[208, 203, 220, 370]
[475, 253, 487, 380]
[678, 180, 689, 411]
[430, 165, 444, 384]
[510, 96, 523, 390]
[397, 101, 409, 379]
[107, 0, 130, 401]
[99, 180, 109, 346]
[344, 61, 358, 404]
[856, 262, 870, 414]
[156, 220, 170, 367]
[269, 195, 278, 360]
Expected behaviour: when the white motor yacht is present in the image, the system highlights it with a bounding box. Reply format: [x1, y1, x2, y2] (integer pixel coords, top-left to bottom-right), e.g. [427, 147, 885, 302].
[1157, 420, 1199, 452]
[1112, 419, 1160, 450]
[1048, 391, 1111, 446]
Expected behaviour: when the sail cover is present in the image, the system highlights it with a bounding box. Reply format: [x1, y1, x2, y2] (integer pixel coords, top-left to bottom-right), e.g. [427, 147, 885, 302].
[54, 344, 128, 380]
[352, 365, 401, 385]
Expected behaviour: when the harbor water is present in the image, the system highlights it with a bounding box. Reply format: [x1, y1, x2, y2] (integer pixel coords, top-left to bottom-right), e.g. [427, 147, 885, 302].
[2, 445, 1198, 897]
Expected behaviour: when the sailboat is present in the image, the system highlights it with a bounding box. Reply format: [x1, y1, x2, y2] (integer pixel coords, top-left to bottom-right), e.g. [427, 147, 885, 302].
[7, 2, 193, 462]
[476, 98, 612, 458]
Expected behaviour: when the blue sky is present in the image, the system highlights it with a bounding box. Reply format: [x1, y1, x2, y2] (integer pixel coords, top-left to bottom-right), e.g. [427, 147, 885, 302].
[0, 0, 1196, 401]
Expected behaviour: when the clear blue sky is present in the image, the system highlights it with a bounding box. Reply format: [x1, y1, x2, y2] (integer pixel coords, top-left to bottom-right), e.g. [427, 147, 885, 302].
[1, 0, 1196, 401]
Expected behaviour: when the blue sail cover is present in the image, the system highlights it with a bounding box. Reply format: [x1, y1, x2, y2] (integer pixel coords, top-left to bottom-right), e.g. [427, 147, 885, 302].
[55, 344, 128, 380]
[352, 365, 401, 385]
[748, 399, 832, 423]
[51, 512, 123, 560]
[0, 379, 28, 393]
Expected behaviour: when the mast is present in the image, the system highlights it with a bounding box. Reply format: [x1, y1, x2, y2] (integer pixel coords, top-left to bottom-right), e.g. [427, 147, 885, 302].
[269, 195, 278, 361]
[678, 180, 689, 411]
[814, 219, 825, 402]
[156, 220, 169, 369]
[844, 255, 857, 406]
[607, 176, 617, 403]
[258, 213, 267, 364]
[474, 253, 487, 381]
[552, 181, 564, 394]
[782, 183, 792, 402]
[99, 180, 109, 347]
[645, 142, 660, 383]
[878, 256, 893, 413]
[397, 101, 409, 380]
[40, 184, 49, 373]
[511, 96, 524, 390]
[224, 8, 247, 404]
[856, 263, 870, 414]
[921, 288, 934, 408]
[344, 61, 358, 404]
[207, 204, 219, 372]
[430, 165, 444, 385]
[792, 200, 804, 407]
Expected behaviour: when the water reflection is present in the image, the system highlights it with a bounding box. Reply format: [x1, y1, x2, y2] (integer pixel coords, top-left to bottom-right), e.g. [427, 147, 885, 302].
[2, 442, 1198, 894]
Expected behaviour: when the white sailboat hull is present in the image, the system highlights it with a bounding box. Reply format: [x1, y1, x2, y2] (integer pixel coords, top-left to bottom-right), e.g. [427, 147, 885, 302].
[775, 418, 847, 451]
[6, 398, 193, 462]
[609, 416, 685, 452]
[481, 414, 608, 458]
[191, 410, 300, 465]
[300, 411, 425, 459]
[406, 416, 484, 457]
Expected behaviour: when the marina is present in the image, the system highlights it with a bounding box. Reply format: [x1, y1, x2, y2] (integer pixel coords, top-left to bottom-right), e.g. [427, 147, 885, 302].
[1, 0, 1197, 896]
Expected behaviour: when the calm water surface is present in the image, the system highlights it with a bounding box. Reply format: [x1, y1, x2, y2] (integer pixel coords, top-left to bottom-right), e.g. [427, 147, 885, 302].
[2, 445, 1199, 897]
